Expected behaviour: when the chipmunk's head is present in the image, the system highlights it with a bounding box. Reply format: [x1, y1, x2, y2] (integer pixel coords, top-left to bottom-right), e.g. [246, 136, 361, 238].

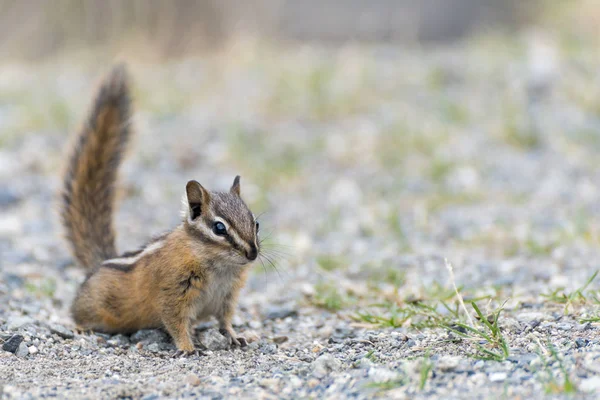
[183, 176, 260, 265]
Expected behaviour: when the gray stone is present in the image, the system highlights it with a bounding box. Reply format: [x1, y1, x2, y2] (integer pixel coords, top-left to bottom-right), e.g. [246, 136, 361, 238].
[107, 334, 130, 347]
[6, 316, 34, 331]
[3, 274, 24, 289]
[19, 303, 41, 316]
[264, 305, 298, 320]
[146, 343, 161, 353]
[437, 356, 461, 372]
[199, 329, 230, 351]
[2, 334, 24, 353]
[312, 353, 341, 378]
[526, 318, 541, 328]
[259, 342, 278, 355]
[16, 342, 29, 358]
[48, 324, 74, 340]
[273, 336, 288, 344]
[0, 188, 20, 208]
[368, 367, 401, 383]
[130, 329, 170, 345]
[576, 323, 590, 331]
[508, 353, 538, 365]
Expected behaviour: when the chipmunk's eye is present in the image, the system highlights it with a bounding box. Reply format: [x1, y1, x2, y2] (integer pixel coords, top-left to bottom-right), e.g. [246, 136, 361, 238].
[255, 221, 260, 232]
[213, 221, 227, 236]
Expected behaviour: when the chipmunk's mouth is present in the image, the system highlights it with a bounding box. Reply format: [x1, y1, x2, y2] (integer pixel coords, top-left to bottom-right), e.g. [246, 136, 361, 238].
[226, 247, 259, 266]
[228, 252, 254, 266]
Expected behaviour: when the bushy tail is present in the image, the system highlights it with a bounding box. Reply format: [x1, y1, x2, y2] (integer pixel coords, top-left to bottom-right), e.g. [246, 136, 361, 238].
[61, 64, 132, 270]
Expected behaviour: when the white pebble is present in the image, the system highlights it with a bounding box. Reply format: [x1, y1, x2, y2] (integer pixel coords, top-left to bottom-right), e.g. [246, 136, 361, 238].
[489, 372, 507, 382]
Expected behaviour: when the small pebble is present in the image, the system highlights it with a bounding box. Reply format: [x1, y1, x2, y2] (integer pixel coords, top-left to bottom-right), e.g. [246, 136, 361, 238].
[146, 343, 160, 353]
[489, 372, 507, 382]
[273, 336, 288, 344]
[368, 367, 401, 383]
[259, 378, 279, 388]
[307, 379, 320, 389]
[248, 320, 262, 330]
[312, 353, 341, 378]
[16, 342, 29, 358]
[185, 374, 201, 386]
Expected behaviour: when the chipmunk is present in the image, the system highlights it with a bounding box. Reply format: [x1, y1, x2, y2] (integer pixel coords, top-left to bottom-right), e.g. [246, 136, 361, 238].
[60, 65, 260, 355]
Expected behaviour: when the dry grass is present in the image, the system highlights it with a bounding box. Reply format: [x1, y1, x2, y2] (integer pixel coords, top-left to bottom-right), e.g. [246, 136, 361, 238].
[0, 0, 554, 61]
[0, 0, 253, 59]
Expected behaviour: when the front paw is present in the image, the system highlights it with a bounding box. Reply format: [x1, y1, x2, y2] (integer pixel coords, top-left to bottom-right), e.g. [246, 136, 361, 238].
[229, 336, 248, 348]
[219, 328, 248, 348]
[172, 349, 205, 358]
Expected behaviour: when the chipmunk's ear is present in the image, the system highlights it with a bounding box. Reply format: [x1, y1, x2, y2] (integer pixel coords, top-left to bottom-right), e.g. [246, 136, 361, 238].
[230, 175, 241, 196]
[186, 180, 210, 220]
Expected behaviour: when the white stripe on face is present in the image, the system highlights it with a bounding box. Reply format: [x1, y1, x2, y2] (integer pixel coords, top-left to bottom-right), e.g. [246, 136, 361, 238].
[102, 240, 165, 266]
[194, 216, 252, 254]
[252, 215, 259, 250]
[194, 218, 219, 240]
[216, 217, 253, 254]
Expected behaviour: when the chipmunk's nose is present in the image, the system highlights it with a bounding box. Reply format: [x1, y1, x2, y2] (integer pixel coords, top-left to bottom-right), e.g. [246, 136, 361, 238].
[246, 245, 258, 261]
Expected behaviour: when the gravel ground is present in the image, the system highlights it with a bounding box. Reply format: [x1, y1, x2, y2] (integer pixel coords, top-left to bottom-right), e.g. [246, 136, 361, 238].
[2, 32, 600, 399]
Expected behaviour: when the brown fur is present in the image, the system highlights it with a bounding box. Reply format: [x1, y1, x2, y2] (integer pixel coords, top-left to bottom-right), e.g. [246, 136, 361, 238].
[62, 66, 259, 353]
[72, 227, 251, 351]
[61, 64, 131, 270]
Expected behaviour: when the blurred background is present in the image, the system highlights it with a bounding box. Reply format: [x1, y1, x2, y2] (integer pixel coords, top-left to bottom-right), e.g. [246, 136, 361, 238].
[0, 0, 538, 59]
[0, 0, 589, 59]
[1, 0, 600, 336]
